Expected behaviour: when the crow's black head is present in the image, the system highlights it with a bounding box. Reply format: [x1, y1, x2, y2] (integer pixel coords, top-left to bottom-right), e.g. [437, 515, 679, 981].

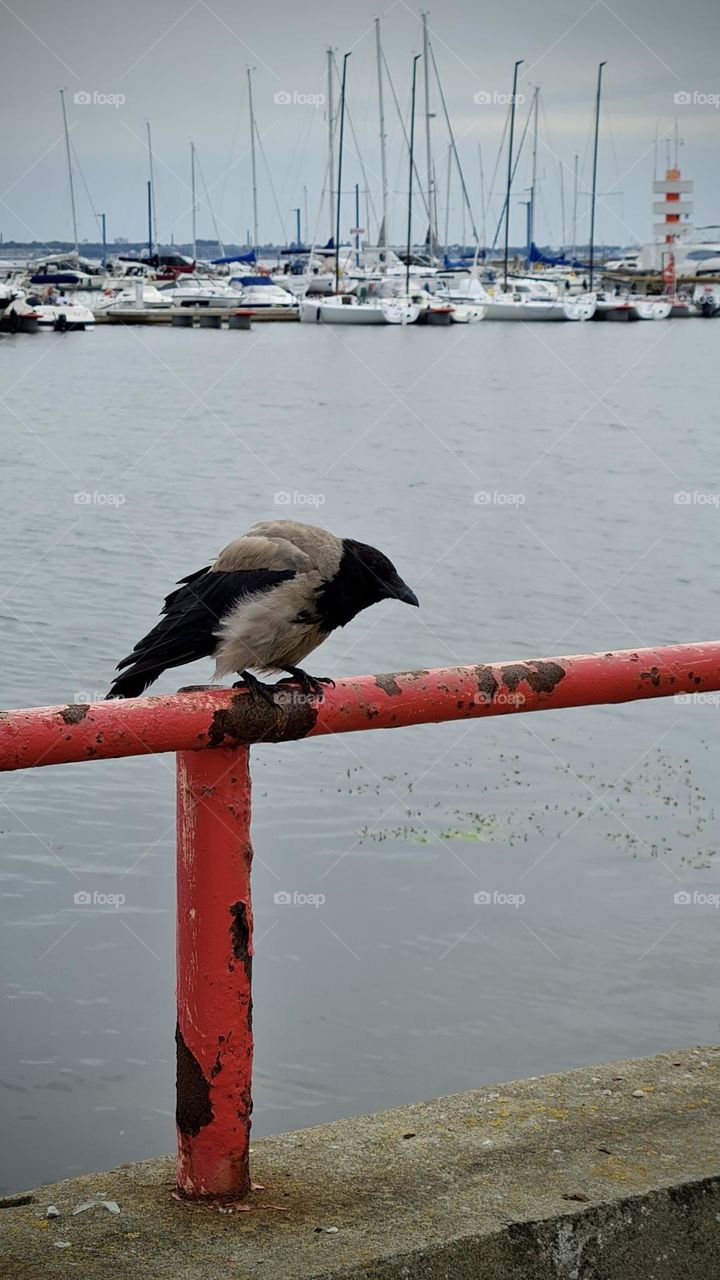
[314, 537, 419, 631]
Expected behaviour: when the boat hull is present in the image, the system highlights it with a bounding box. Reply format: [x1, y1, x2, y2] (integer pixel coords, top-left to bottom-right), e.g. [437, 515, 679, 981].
[33, 305, 95, 331]
[633, 299, 673, 320]
[483, 296, 595, 321]
[299, 298, 419, 325]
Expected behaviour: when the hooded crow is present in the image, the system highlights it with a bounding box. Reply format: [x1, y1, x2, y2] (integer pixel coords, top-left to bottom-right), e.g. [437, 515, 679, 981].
[106, 520, 418, 701]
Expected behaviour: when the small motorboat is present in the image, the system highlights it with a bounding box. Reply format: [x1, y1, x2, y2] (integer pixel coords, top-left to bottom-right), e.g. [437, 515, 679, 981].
[95, 282, 170, 312]
[0, 294, 40, 333]
[231, 276, 297, 309]
[156, 278, 245, 309]
[32, 300, 95, 331]
[434, 277, 488, 322]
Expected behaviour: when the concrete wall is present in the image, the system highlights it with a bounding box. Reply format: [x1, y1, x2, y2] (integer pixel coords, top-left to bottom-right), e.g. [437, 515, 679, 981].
[1, 1046, 718, 1279]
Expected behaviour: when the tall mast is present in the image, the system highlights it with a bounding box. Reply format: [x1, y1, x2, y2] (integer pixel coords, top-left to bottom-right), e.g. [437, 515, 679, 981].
[375, 17, 389, 246]
[478, 143, 487, 257]
[571, 152, 579, 262]
[528, 86, 539, 257]
[406, 54, 421, 295]
[247, 67, 259, 260]
[190, 140, 197, 261]
[327, 47, 336, 243]
[146, 121, 158, 253]
[334, 52, 351, 292]
[444, 150, 452, 251]
[59, 89, 79, 255]
[303, 184, 308, 245]
[588, 61, 606, 289]
[559, 158, 566, 253]
[503, 60, 523, 290]
[421, 13, 434, 254]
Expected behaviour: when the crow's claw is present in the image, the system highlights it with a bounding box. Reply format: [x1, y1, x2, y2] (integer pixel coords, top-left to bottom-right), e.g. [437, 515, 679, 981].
[232, 672, 278, 706]
[277, 668, 334, 700]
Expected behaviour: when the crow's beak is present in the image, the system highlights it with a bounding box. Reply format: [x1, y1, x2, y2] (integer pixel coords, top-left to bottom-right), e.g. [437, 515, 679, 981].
[391, 580, 419, 607]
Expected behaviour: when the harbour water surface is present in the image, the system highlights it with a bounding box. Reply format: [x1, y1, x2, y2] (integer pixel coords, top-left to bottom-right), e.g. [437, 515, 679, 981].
[1, 318, 718, 1193]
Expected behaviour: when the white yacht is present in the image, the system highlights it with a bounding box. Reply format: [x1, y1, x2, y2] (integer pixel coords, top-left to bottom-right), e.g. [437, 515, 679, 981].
[231, 276, 297, 309]
[7, 290, 94, 331]
[299, 292, 419, 325]
[155, 277, 245, 308]
[94, 282, 170, 312]
[482, 278, 596, 321]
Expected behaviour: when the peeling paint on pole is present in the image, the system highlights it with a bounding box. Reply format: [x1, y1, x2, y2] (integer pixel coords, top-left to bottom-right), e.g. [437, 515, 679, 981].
[176, 745, 254, 1199]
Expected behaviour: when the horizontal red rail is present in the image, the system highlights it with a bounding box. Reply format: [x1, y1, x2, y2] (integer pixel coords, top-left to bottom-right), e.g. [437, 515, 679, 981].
[0, 641, 717, 772]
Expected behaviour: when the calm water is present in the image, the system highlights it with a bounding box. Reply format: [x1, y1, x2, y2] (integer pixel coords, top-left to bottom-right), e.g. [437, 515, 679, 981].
[1, 317, 718, 1194]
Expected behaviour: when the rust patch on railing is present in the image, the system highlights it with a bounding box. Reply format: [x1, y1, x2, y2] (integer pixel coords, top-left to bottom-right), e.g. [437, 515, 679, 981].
[374, 672, 403, 697]
[230, 901, 252, 984]
[176, 1024, 213, 1137]
[501, 661, 567, 695]
[206, 692, 318, 749]
[475, 666, 499, 702]
[60, 704, 90, 725]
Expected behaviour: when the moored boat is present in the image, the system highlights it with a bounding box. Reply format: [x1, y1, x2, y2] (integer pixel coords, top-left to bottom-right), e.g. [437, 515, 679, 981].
[483, 291, 596, 321]
[298, 293, 419, 325]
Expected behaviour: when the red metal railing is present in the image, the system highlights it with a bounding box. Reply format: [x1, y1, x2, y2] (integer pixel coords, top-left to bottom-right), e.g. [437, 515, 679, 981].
[1, 640, 719, 1201]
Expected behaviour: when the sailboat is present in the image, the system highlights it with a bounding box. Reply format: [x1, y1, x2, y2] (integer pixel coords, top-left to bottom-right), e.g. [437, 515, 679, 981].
[300, 50, 419, 326]
[483, 67, 596, 321]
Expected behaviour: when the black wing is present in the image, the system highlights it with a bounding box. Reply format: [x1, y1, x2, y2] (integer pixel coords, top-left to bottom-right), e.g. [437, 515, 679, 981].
[106, 567, 296, 699]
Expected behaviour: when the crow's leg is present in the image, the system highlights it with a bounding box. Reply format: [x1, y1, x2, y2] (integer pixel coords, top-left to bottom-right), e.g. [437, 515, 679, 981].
[275, 667, 335, 699]
[232, 671, 278, 706]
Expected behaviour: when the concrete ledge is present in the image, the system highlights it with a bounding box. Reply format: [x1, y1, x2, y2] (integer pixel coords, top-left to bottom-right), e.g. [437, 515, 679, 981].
[2, 1047, 719, 1279]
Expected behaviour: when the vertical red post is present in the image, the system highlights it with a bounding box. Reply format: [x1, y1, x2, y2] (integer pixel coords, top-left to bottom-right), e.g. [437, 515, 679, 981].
[175, 744, 254, 1199]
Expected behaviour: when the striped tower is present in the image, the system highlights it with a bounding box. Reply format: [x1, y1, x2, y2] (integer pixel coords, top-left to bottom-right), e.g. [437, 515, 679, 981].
[652, 167, 694, 292]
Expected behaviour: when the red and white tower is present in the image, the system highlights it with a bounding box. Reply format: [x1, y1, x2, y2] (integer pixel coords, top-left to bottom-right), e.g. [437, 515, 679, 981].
[652, 136, 693, 292]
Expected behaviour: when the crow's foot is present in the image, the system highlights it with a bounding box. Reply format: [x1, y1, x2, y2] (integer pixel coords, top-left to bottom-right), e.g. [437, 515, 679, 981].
[276, 668, 335, 699]
[232, 671, 278, 706]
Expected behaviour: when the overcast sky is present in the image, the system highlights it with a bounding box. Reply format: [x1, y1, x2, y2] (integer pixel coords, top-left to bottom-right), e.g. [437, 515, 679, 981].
[1, 0, 719, 249]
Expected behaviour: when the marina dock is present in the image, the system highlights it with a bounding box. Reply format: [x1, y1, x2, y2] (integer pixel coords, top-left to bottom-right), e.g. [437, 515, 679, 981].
[93, 307, 297, 326]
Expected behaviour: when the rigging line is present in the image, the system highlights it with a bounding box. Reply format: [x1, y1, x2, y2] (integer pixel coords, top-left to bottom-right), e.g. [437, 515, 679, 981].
[69, 140, 100, 233]
[381, 48, 431, 223]
[538, 92, 567, 246]
[429, 41, 478, 243]
[318, 62, 341, 237]
[286, 108, 315, 219]
[490, 93, 535, 251]
[484, 105, 511, 235]
[218, 96, 246, 218]
[331, 52, 379, 243]
[194, 148, 225, 256]
[254, 120, 288, 245]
